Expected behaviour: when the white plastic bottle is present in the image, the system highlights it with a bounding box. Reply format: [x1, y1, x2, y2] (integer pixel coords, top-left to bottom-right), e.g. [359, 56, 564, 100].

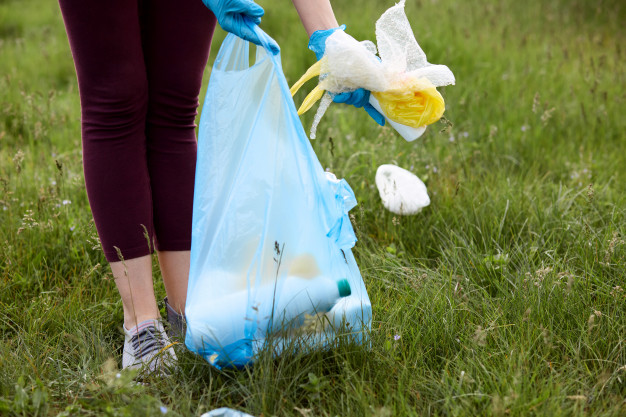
[187, 276, 351, 348]
[269, 277, 352, 330]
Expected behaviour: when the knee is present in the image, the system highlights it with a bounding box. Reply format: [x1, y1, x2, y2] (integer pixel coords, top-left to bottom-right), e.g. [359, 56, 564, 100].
[80, 76, 149, 136]
[146, 86, 200, 131]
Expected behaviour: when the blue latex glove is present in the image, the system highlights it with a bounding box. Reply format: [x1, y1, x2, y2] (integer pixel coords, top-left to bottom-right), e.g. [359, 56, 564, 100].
[308, 26, 385, 126]
[308, 24, 346, 60]
[333, 89, 386, 127]
[202, 0, 278, 54]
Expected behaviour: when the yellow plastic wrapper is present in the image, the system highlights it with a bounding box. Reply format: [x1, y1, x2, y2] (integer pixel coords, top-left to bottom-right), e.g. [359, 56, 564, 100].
[290, 0, 455, 139]
[291, 63, 445, 130]
[371, 79, 445, 128]
[290, 60, 325, 115]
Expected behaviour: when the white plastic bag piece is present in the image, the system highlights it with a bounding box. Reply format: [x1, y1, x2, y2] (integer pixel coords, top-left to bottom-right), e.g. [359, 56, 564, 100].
[201, 408, 255, 417]
[375, 164, 430, 215]
[310, 91, 333, 139]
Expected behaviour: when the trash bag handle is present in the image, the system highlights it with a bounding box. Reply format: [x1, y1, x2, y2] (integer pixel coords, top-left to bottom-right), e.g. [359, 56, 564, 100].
[242, 16, 280, 56]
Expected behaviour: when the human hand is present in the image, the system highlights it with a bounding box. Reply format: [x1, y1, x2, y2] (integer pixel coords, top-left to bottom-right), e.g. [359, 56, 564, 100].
[308, 25, 345, 60]
[333, 89, 385, 126]
[308, 26, 385, 126]
[202, 0, 278, 53]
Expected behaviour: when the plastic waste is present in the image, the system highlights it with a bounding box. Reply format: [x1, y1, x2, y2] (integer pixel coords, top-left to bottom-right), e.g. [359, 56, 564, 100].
[201, 408, 255, 417]
[185, 20, 372, 369]
[309, 26, 386, 127]
[291, 0, 455, 140]
[369, 95, 425, 142]
[375, 164, 430, 215]
[188, 277, 351, 359]
[308, 24, 346, 60]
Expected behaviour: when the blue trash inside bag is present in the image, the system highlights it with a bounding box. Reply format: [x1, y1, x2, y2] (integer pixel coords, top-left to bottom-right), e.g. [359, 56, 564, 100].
[185, 21, 372, 369]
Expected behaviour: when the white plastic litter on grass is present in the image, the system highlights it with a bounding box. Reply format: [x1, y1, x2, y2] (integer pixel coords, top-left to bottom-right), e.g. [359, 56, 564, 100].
[201, 408, 255, 417]
[375, 164, 430, 215]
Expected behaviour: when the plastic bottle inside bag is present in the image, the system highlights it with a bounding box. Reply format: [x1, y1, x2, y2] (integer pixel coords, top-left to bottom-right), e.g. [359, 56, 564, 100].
[269, 276, 352, 330]
[190, 277, 352, 343]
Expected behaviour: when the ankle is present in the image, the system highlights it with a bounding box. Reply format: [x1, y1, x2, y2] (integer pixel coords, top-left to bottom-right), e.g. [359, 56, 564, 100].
[123, 312, 161, 330]
[164, 297, 186, 340]
[164, 297, 185, 315]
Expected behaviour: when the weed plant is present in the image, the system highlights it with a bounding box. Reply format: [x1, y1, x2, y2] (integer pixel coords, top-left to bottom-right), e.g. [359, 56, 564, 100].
[0, 0, 625, 415]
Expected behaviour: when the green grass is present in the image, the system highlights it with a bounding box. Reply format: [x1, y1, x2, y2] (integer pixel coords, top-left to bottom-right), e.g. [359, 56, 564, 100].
[1, 0, 625, 415]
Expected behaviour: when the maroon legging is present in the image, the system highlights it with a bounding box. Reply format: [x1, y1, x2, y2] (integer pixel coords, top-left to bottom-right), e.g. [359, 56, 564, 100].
[59, 0, 217, 262]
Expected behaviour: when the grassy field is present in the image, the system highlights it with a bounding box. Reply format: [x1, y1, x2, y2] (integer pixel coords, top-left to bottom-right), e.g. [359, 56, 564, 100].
[1, 0, 625, 415]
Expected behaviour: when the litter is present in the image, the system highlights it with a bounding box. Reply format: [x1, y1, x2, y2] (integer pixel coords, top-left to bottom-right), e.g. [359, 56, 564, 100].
[291, 0, 455, 140]
[201, 408, 255, 417]
[375, 164, 430, 215]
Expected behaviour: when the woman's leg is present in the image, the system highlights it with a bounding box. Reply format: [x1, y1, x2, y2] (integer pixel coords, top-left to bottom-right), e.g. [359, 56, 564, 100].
[157, 251, 190, 314]
[140, 0, 217, 314]
[58, 0, 159, 328]
[110, 255, 160, 329]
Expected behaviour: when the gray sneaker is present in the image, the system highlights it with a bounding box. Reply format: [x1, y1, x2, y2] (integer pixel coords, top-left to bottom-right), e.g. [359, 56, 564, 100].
[122, 319, 177, 376]
[164, 297, 186, 341]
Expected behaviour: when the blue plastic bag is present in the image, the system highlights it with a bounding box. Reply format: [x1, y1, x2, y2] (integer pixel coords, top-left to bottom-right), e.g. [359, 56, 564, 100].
[185, 22, 371, 369]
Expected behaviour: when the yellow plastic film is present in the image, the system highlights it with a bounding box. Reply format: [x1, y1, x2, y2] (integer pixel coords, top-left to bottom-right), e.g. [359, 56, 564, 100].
[297, 86, 326, 115]
[291, 62, 446, 128]
[290, 59, 323, 97]
[372, 78, 445, 128]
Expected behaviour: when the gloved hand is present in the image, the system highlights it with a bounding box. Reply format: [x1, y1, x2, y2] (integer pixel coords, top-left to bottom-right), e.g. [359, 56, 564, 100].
[308, 26, 385, 126]
[202, 0, 278, 54]
[308, 25, 346, 61]
[333, 89, 386, 127]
